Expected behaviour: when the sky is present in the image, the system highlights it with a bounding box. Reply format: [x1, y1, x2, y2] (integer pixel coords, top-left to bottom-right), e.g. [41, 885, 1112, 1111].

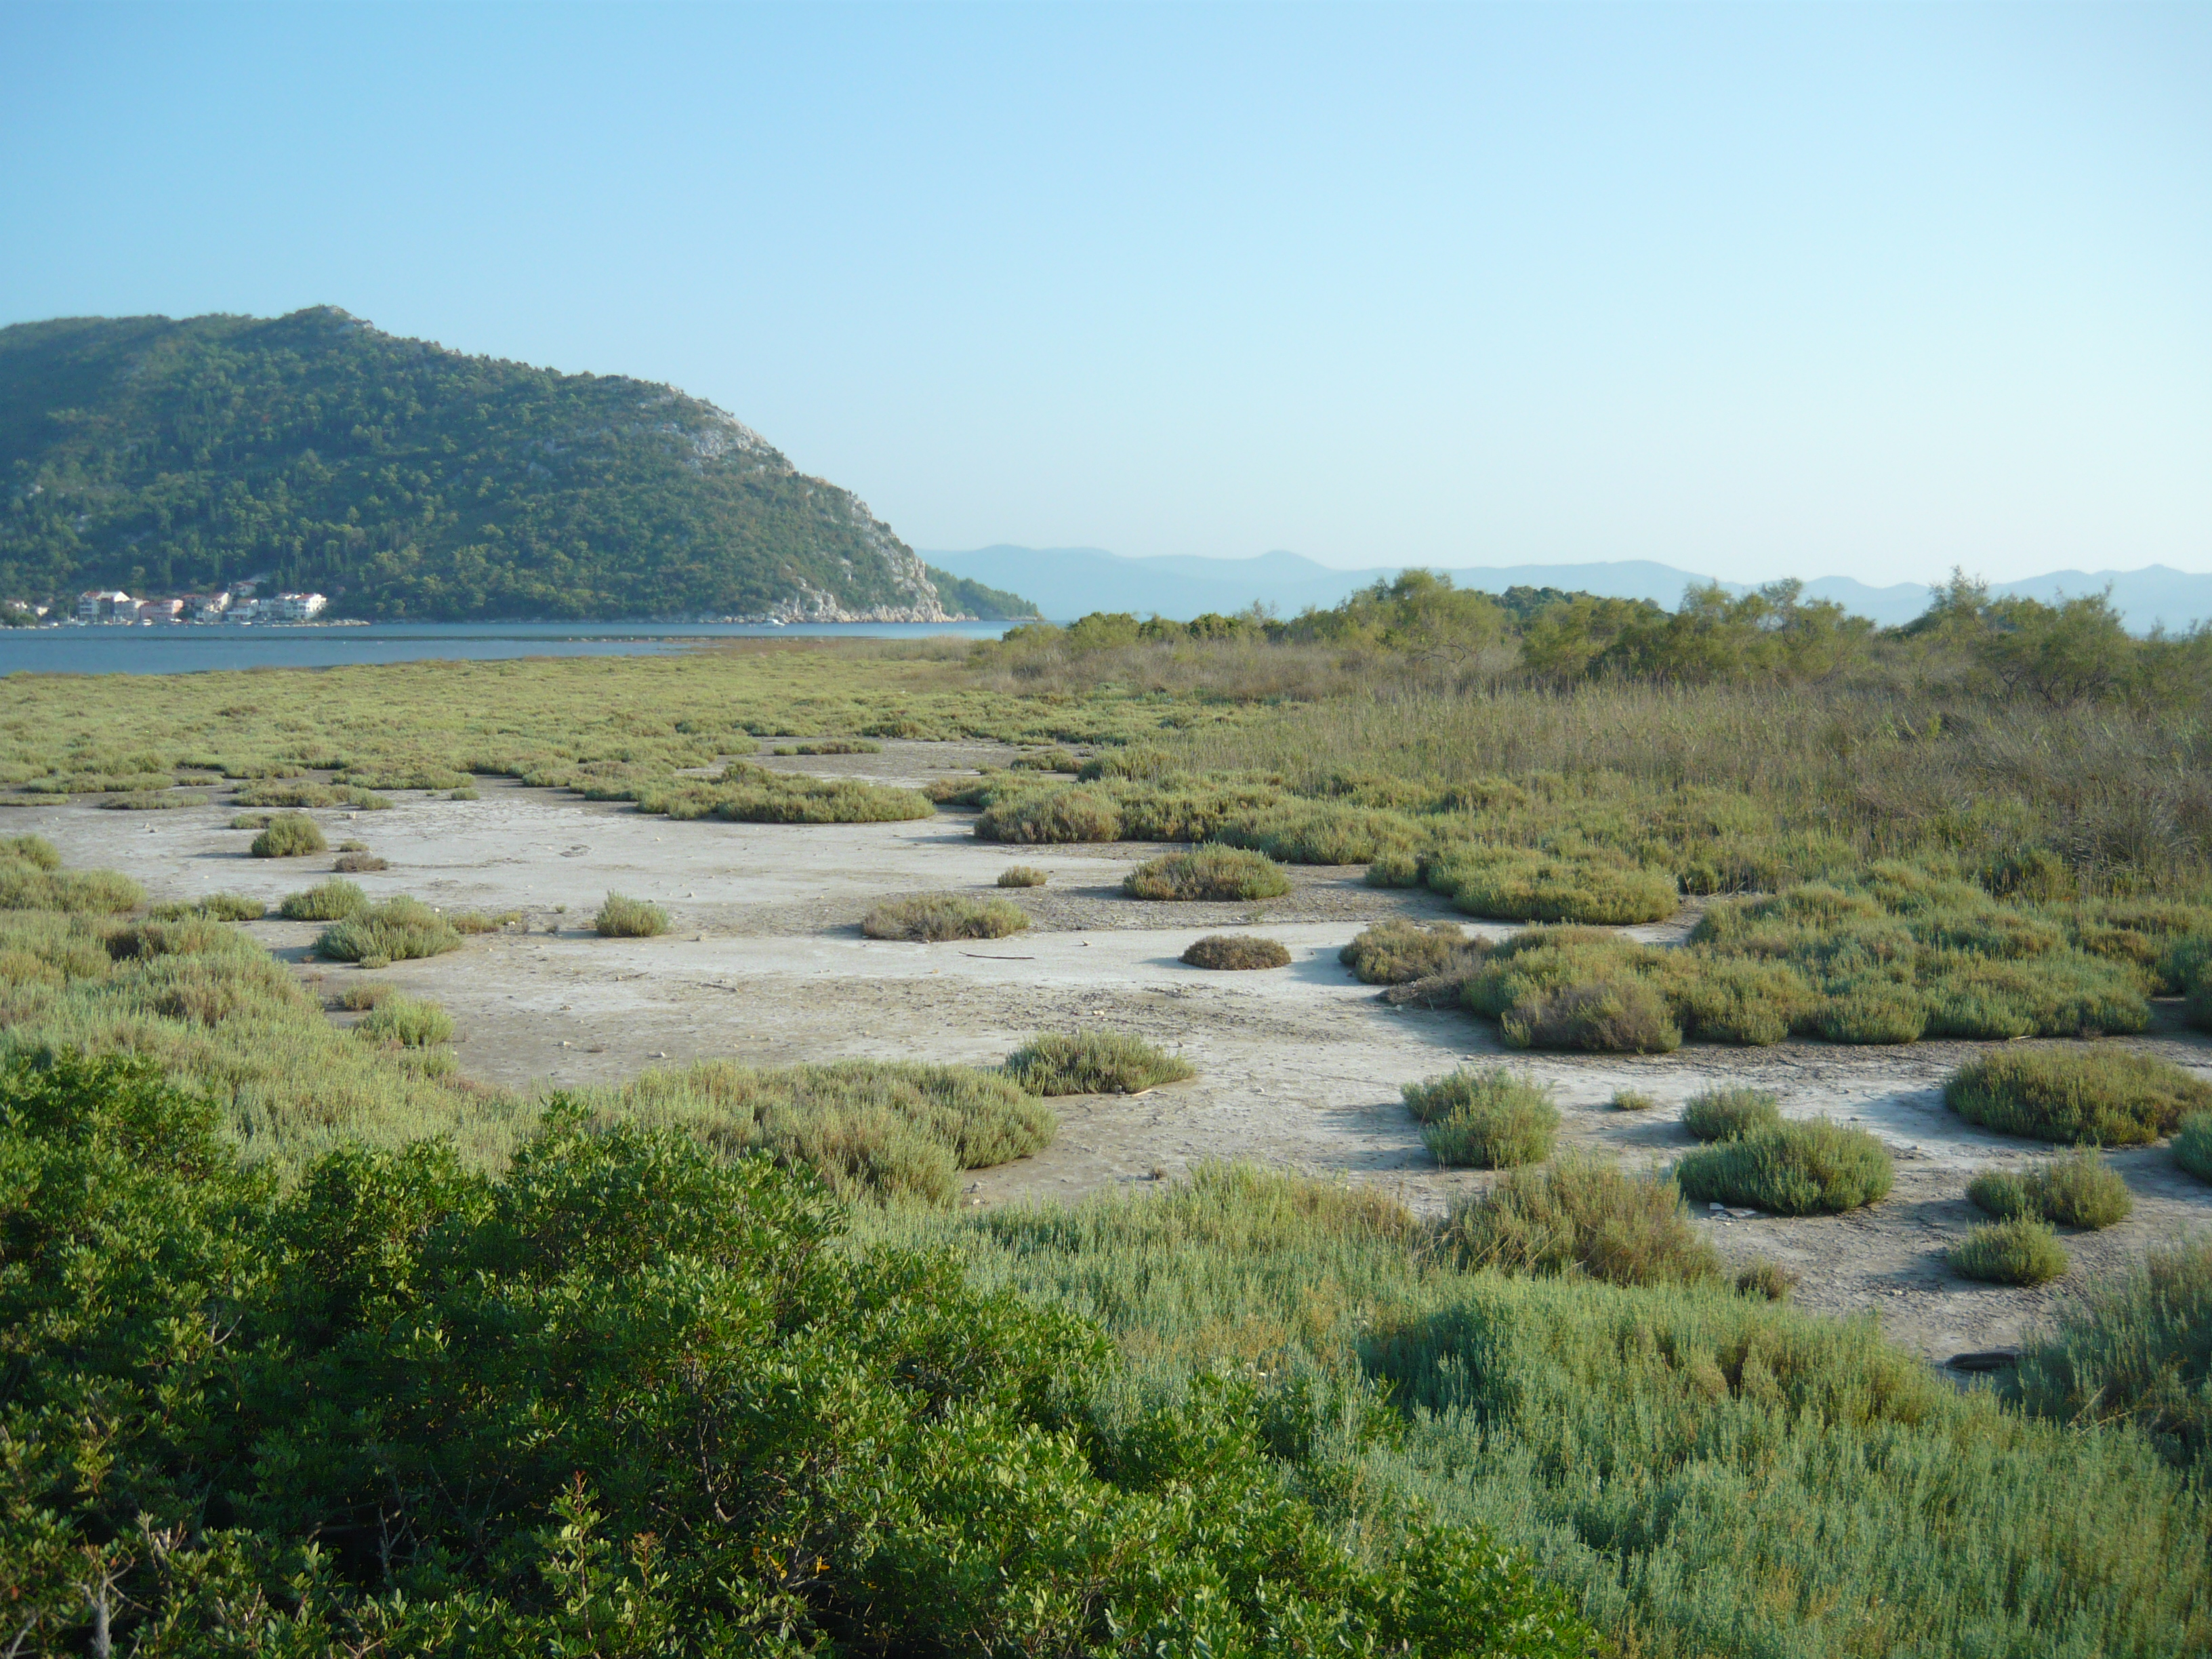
[3, 2, 2208, 586]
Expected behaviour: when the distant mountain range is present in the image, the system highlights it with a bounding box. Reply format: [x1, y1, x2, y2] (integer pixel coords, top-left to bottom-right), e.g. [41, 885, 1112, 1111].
[923, 546, 2212, 634]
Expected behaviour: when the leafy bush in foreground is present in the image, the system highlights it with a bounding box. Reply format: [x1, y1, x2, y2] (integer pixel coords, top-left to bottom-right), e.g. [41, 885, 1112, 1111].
[249, 811, 327, 857]
[2014, 1237, 2212, 1465]
[1405, 1067, 1559, 1168]
[1004, 1030, 1195, 1095]
[1967, 1149, 2133, 1230]
[279, 876, 369, 921]
[1181, 933, 1292, 970]
[0, 1054, 1589, 1656]
[1674, 1120, 1893, 1214]
[863, 893, 1030, 942]
[1945, 1047, 2212, 1146]
[0, 835, 142, 914]
[1124, 844, 1291, 901]
[1446, 1153, 1721, 1287]
[2175, 1113, 2212, 1181]
[1950, 1217, 2070, 1285]
[1681, 1086, 1782, 1143]
[314, 896, 464, 963]
[594, 890, 670, 937]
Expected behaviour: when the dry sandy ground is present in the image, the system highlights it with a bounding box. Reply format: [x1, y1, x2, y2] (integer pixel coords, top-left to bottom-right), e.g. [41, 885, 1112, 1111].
[20, 737, 2212, 1365]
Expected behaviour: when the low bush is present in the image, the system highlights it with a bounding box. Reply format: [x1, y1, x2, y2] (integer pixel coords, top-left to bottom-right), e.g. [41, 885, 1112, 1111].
[1500, 978, 1681, 1052]
[771, 738, 882, 755]
[863, 894, 1029, 942]
[1364, 848, 1424, 887]
[1945, 1047, 2212, 1146]
[1681, 1086, 1782, 1143]
[230, 812, 271, 829]
[0, 838, 141, 914]
[1338, 917, 1471, 984]
[1124, 844, 1290, 901]
[2173, 1113, 2212, 1182]
[335, 982, 393, 1010]
[354, 994, 455, 1048]
[996, 865, 1048, 887]
[249, 813, 327, 858]
[2013, 1237, 2212, 1464]
[1969, 1149, 2133, 1230]
[448, 785, 480, 800]
[1674, 1120, 1894, 1214]
[231, 780, 390, 811]
[147, 892, 264, 922]
[975, 786, 1122, 842]
[634, 764, 933, 825]
[1444, 1152, 1721, 1287]
[1405, 1068, 1559, 1168]
[1181, 934, 1291, 970]
[1003, 1030, 1194, 1095]
[595, 891, 670, 938]
[332, 850, 390, 872]
[314, 897, 464, 964]
[1610, 1088, 1658, 1111]
[278, 878, 369, 922]
[100, 790, 207, 810]
[1736, 1260, 1800, 1300]
[1429, 843, 1679, 925]
[1950, 1218, 2070, 1286]
[451, 911, 517, 935]
[1815, 986, 1929, 1044]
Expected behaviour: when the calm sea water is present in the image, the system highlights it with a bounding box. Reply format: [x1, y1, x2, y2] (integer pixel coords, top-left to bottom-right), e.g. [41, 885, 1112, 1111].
[0, 620, 1015, 676]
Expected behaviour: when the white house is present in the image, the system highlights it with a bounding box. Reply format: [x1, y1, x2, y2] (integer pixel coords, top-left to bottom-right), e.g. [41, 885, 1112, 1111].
[268, 592, 329, 620]
[77, 590, 132, 621]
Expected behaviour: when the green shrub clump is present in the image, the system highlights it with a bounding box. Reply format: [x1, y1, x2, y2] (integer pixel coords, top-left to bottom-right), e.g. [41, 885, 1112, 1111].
[1945, 1047, 2212, 1146]
[2174, 1113, 2212, 1183]
[1675, 1119, 1893, 1214]
[1404, 1068, 1559, 1168]
[1181, 933, 1292, 970]
[1124, 845, 1290, 901]
[1338, 918, 1472, 984]
[1429, 843, 1679, 925]
[147, 892, 264, 922]
[249, 813, 327, 858]
[0, 836, 141, 914]
[1446, 1152, 1721, 1287]
[1500, 977, 1681, 1053]
[996, 865, 1048, 888]
[354, 994, 455, 1047]
[1967, 1149, 2133, 1230]
[1950, 1218, 2070, 1286]
[1681, 1086, 1783, 1143]
[333, 850, 390, 872]
[279, 878, 369, 922]
[0, 1054, 1587, 1655]
[771, 738, 882, 755]
[1004, 1030, 1195, 1095]
[314, 897, 464, 964]
[863, 894, 1030, 942]
[1610, 1088, 1658, 1111]
[595, 891, 671, 938]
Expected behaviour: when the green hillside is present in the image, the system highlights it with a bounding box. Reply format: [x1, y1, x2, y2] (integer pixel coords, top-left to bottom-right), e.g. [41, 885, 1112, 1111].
[925, 565, 1042, 619]
[0, 308, 1030, 622]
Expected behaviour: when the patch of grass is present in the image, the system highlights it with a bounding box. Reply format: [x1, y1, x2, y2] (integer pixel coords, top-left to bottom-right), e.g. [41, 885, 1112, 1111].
[451, 911, 518, 935]
[1002, 1030, 1194, 1095]
[1950, 1217, 2070, 1286]
[1429, 843, 1679, 926]
[278, 878, 369, 922]
[996, 865, 1048, 888]
[1338, 918, 1472, 985]
[1500, 978, 1682, 1053]
[594, 891, 670, 938]
[447, 785, 479, 800]
[2172, 1113, 2212, 1182]
[1364, 849, 1423, 888]
[231, 780, 391, 811]
[249, 813, 327, 858]
[1610, 1088, 1658, 1111]
[1404, 1067, 1559, 1168]
[1681, 1086, 1783, 1143]
[1444, 1152, 1721, 1287]
[147, 892, 264, 922]
[354, 994, 454, 1048]
[1674, 1120, 1894, 1214]
[1010, 746, 1079, 772]
[230, 812, 272, 830]
[314, 897, 464, 964]
[862, 894, 1029, 942]
[1969, 1149, 2133, 1230]
[334, 982, 394, 1010]
[1124, 845, 1290, 901]
[333, 851, 390, 872]
[100, 790, 207, 810]
[632, 762, 932, 825]
[572, 1057, 1058, 1205]
[1180, 934, 1291, 970]
[0, 838, 140, 914]
[1736, 1260, 1800, 1300]
[972, 785, 1122, 842]
[771, 738, 882, 755]
[1944, 1047, 2212, 1146]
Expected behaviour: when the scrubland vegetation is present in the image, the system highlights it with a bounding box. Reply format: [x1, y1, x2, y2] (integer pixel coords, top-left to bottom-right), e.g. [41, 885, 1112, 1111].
[1968, 1148, 2134, 1229]
[5, 568, 2212, 1654]
[862, 893, 1029, 941]
[593, 890, 670, 938]
[1181, 933, 1292, 970]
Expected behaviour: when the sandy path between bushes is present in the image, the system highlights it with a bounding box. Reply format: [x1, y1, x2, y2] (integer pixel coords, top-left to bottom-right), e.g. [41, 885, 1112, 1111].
[19, 737, 2212, 1366]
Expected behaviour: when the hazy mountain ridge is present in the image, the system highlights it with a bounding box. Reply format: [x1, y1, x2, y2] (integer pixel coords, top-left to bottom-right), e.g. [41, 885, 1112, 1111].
[0, 308, 1004, 622]
[925, 546, 2212, 633]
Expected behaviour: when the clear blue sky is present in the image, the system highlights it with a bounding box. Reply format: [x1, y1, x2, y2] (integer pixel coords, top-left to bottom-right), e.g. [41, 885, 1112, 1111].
[5, 2, 2207, 584]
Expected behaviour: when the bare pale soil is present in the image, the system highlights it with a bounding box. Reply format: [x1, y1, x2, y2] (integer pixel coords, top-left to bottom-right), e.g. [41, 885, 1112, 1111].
[23, 737, 2212, 1364]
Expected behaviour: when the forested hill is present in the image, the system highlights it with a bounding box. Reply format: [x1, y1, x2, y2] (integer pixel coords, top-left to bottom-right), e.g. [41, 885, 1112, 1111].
[0, 308, 1032, 621]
